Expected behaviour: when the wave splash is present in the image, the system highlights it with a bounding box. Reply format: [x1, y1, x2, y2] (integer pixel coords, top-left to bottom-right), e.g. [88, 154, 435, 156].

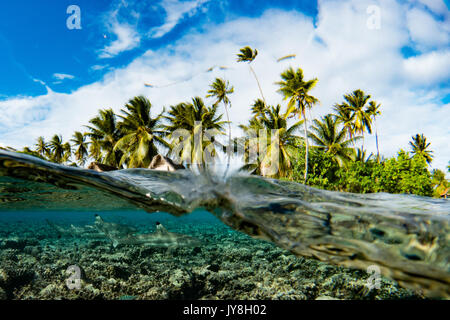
[0, 150, 449, 298]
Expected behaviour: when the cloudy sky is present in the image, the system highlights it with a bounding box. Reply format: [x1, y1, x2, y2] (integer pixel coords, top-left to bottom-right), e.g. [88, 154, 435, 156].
[0, 0, 449, 172]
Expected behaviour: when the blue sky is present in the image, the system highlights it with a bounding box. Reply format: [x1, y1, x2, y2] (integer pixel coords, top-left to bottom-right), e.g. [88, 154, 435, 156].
[0, 0, 449, 172]
[0, 0, 317, 97]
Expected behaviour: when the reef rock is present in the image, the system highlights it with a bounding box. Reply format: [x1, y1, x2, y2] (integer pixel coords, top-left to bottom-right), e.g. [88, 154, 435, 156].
[148, 155, 185, 171]
[87, 162, 118, 172]
[0, 287, 6, 300]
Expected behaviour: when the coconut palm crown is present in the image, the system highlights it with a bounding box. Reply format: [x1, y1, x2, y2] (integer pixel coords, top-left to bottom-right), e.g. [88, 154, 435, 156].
[114, 96, 168, 168]
[308, 114, 357, 167]
[409, 133, 433, 164]
[237, 46, 266, 104]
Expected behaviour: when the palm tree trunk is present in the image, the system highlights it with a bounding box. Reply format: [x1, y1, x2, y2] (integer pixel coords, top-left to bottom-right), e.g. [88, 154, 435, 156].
[374, 120, 380, 162]
[249, 65, 266, 105]
[362, 131, 365, 151]
[302, 108, 309, 184]
[223, 102, 232, 177]
[348, 127, 357, 153]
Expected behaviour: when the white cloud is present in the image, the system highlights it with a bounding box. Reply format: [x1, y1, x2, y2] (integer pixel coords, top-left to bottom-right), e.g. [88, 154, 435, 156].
[0, 0, 449, 173]
[149, 0, 210, 38]
[53, 73, 75, 80]
[417, 0, 449, 16]
[99, 0, 210, 58]
[406, 7, 450, 50]
[90, 64, 109, 71]
[100, 21, 141, 58]
[97, 1, 142, 58]
[32, 78, 47, 86]
[403, 49, 450, 84]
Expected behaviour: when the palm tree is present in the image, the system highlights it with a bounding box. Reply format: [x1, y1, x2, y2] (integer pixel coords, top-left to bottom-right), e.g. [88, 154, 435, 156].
[276, 67, 319, 183]
[20, 147, 44, 159]
[88, 137, 102, 162]
[355, 147, 373, 163]
[114, 96, 168, 168]
[251, 99, 267, 118]
[367, 101, 381, 161]
[206, 78, 234, 172]
[71, 131, 89, 166]
[409, 133, 433, 164]
[308, 114, 357, 167]
[164, 97, 226, 169]
[239, 104, 303, 178]
[237, 46, 266, 104]
[35, 136, 50, 158]
[86, 109, 122, 167]
[62, 142, 72, 163]
[342, 89, 372, 149]
[333, 103, 356, 147]
[48, 134, 65, 163]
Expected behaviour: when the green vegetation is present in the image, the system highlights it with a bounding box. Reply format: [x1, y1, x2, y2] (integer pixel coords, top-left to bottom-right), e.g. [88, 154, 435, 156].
[5, 46, 448, 198]
[292, 149, 434, 196]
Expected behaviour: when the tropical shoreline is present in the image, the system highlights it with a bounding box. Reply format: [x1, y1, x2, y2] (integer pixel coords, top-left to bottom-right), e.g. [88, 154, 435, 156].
[2, 47, 448, 198]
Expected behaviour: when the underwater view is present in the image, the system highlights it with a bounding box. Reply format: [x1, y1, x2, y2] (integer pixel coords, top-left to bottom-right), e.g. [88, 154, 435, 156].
[0, 0, 449, 306]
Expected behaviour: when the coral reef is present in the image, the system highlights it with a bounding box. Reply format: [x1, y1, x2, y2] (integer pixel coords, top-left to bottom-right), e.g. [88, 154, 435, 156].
[0, 219, 423, 300]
